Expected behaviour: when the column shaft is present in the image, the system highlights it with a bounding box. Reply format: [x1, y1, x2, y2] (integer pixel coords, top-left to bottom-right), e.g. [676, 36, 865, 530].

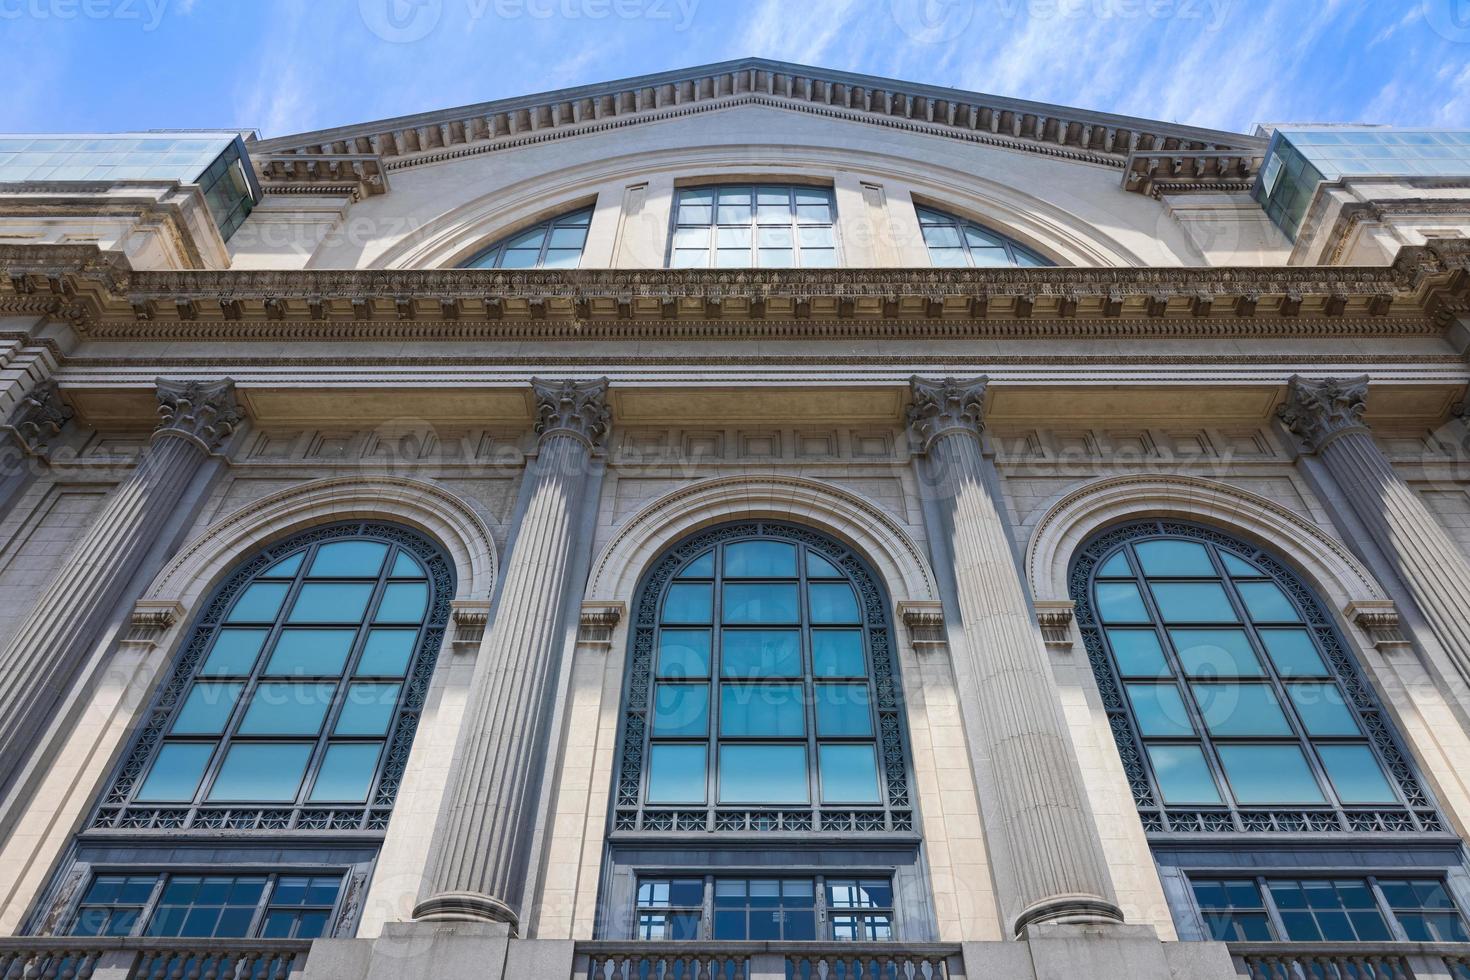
[416, 379, 609, 932]
[912, 377, 1120, 936]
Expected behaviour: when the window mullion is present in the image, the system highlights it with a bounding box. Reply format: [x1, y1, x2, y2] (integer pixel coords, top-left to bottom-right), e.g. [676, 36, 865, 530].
[1257, 875, 1288, 941]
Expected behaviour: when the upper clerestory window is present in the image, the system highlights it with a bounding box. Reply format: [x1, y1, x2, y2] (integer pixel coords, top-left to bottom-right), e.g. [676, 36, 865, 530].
[670, 185, 837, 268]
[459, 207, 593, 269]
[915, 206, 1053, 268]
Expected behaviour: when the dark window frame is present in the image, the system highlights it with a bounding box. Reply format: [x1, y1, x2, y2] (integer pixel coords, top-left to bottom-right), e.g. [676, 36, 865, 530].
[458, 206, 594, 269]
[913, 205, 1055, 268]
[633, 872, 898, 942]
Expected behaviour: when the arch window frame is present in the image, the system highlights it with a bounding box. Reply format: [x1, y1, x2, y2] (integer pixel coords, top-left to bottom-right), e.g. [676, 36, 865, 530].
[1071, 520, 1439, 836]
[914, 205, 1053, 268]
[457, 206, 594, 270]
[92, 521, 454, 834]
[613, 520, 914, 835]
[668, 184, 840, 269]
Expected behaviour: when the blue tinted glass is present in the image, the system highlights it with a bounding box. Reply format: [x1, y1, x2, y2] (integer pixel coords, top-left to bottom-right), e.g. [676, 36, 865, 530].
[1217, 745, 1325, 803]
[813, 631, 865, 676]
[664, 583, 713, 624]
[357, 629, 416, 676]
[1127, 684, 1194, 736]
[1237, 582, 1301, 622]
[376, 583, 428, 623]
[723, 584, 799, 624]
[260, 552, 305, 578]
[806, 551, 844, 578]
[809, 583, 861, 624]
[1286, 683, 1359, 735]
[1256, 629, 1329, 676]
[819, 744, 880, 803]
[287, 583, 373, 624]
[390, 552, 425, 578]
[135, 743, 214, 801]
[719, 745, 808, 803]
[265, 629, 356, 676]
[335, 683, 400, 735]
[238, 682, 336, 735]
[658, 630, 712, 677]
[1150, 583, 1238, 623]
[815, 684, 871, 736]
[171, 683, 243, 735]
[1318, 744, 1397, 803]
[723, 541, 797, 578]
[308, 541, 388, 577]
[647, 744, 707, 803]
[1146, 744, 1221, 804]
[207, 743, 313, 801]
[309, 743, 383, 802]
[1135, 540, 1214, 576]
[1170, 630, 1264, 677]
[226, 583, 290, 623]
[721, 630, 800, 676]
[1107, 630, 1170, 677]
[1219, 552, 1260, 577]
[1192, 683, 1292, 736]
[1096, 553, 1131, 577]
[200, 629, 268, 676]
[677, 551, 715, 578]
[1096, 583, 1150, 623]
[721, 683, 804, 736]
[653, 684, 709, 737]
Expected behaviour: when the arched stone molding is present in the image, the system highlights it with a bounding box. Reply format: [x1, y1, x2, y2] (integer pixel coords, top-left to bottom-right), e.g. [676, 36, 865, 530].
[1025, 474, 1388, 612]
[377, 139, 1147, 271]
[587, 474, 939, 608]
[144, 475, 497, 614]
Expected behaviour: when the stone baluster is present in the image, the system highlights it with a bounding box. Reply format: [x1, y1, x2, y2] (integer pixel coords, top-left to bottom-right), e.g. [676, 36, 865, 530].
[0, 378, 241, 797]
[1280, 375, 1470, 688]
[0, 378, 72, 519]
[415, 378, 610, 932]
[908, 376, 1122, 936]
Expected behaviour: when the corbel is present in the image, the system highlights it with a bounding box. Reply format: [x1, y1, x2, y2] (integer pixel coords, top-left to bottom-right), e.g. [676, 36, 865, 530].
[1034, 599, 1077, 652]
[1344, 599, 1411, 654]
[126, 599, 186, 647]
[451, 599, 492, 654]
[579, 601, 625, 648]
[898, 600, 946, 651]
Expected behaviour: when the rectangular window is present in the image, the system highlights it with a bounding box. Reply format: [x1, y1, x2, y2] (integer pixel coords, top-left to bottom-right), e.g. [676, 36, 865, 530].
[69, 872, 343, 939]
[1188, 876, 1470, 944]
[634, 875, 897, 942]
[713, 879, 816, 941]
[636, 878, 703, 941]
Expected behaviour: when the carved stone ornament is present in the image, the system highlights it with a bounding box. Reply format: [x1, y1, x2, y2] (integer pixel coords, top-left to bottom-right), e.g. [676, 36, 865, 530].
[154, 378, 244, 452]
[907, 376, 989, 453]
[532, 377, 611, 448]
[1035, 600, 1077, 651]
[1277, 375, 1370, 453]
[5, 378, 73, 452]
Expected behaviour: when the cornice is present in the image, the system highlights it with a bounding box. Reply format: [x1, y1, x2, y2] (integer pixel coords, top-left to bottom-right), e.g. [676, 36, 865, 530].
[1, 241, 1466, 342]
[248, 59, 1260, 186]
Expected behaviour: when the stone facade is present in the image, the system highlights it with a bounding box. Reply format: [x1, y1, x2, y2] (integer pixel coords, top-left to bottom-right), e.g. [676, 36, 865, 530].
[2, 59, 1470, 980]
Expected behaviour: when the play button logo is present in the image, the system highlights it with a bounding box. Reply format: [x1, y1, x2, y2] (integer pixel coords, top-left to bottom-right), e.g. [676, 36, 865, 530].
[360, 0, 442, 42]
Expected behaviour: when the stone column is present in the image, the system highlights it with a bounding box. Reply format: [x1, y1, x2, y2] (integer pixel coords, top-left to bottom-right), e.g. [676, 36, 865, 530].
[0, 378, 72, 520]
[909, 376, 1122, 936]
[1280, 375, 1470, 688]
[0, 378, 242, 797]
[415, 378, 609, 932]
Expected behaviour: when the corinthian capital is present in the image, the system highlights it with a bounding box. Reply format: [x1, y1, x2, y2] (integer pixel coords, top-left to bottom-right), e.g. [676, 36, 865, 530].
[154, 379, 244, 452]
[907, 376, 989, 452]
[532, 377, 611, 448]
[6, 379, 73, 452]
[1277, 375, 1370, 453]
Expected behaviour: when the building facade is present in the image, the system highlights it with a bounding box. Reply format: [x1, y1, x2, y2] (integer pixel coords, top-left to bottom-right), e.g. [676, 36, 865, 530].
[2, 59, 1470, 979]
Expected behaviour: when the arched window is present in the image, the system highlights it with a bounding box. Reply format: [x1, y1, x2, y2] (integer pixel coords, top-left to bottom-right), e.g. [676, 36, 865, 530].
[458, 206, 593, 269]
[615, 521, 912, 835]
[93, 521, 453, 833]
[1071, 521, 1437, 835]
[670, 185, 838, 268]
[915, 205, 1053, 268]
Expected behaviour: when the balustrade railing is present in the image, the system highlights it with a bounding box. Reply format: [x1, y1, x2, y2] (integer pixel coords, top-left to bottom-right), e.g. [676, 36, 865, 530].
[1229, 942, 1470, 980]
[0, 938, 312, 980]
[572, 942, 962, 980]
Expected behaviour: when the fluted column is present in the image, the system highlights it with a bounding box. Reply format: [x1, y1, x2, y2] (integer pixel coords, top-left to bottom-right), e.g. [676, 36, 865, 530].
[0, 378, 72, 520]
[415, 378, 610, 932]
[1281, 376, 1470, 687]
[909, 377, 1122, 936]
[0, 378, 241, 796]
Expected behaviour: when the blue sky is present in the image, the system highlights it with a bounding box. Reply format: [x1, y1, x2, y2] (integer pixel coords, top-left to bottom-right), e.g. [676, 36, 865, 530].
[1, 0, 1467, 138]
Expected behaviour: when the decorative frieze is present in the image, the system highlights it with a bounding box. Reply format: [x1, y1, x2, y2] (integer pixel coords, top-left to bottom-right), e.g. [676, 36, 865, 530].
[1277, 375, 1370, 453]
